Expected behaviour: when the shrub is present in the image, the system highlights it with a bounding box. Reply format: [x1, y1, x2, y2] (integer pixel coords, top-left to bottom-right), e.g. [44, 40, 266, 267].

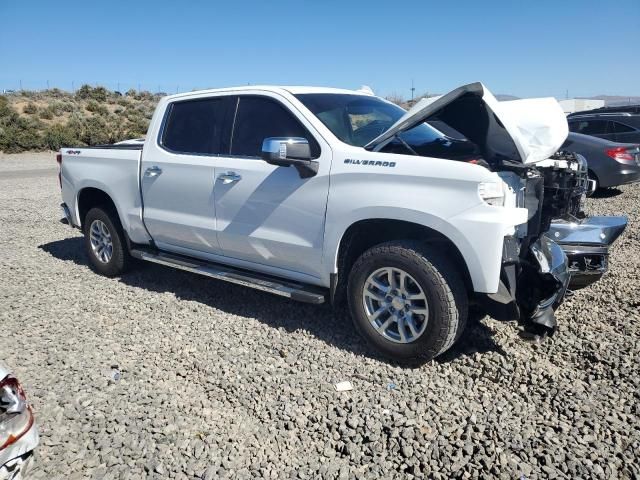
[60, 101, 76, 113]
[0, 112, 45, 152]
[76, 84, 108, 102]
[125, 116, 150, 138]
[48, 88, 67, 98]
[39, 108, 53, 120]
[137, 91, 153, 101]
[75, 84, 92, 99]
[23, 103, 38, 114]
[91, 87, 108, 102]
[385, 93, 404, 106]
[86, 100, 109, 116]
[80, 116, 110, 145]
[43, 123, 81, 150]
[47, 101, 67, 116]
[0, 96, 12, 117]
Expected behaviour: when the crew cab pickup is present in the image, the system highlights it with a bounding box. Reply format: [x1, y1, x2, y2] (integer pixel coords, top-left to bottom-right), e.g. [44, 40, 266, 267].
[57, 82, 623, 362]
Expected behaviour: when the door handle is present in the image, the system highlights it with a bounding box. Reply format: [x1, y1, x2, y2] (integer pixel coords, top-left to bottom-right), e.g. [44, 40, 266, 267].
[217, 171, 242, 184]
[145, 166, 163, 177]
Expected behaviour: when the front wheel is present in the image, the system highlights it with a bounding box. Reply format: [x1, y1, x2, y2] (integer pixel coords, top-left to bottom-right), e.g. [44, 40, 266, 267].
[347, 241, 468, 363]
[83, 206, 130, 277]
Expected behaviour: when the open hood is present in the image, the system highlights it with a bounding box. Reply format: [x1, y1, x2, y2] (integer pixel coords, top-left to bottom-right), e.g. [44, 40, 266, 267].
[366, 82, 568, 165]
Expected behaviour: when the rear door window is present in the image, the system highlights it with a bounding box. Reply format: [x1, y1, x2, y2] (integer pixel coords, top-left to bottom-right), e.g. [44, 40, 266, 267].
[570, 120, 609, 135]
[230, 96, 320, 158]
[161, 97, 228, 155]
[610, 121, 635, 133]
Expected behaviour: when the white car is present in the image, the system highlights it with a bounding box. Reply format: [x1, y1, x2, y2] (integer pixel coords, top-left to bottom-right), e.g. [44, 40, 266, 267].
[57, 82, 617, 362]
[0, 364, 38, 480]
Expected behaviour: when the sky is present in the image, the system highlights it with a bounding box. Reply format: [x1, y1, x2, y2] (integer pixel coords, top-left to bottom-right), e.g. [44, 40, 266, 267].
[1, 0, 639, 99]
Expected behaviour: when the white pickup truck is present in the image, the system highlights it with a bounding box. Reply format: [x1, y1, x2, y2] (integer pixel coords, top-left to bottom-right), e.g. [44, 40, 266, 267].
[57, 82, 625, 362]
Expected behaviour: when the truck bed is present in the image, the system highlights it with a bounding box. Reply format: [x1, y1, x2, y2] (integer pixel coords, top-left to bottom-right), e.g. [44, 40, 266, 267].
[59, 145, 150, 243]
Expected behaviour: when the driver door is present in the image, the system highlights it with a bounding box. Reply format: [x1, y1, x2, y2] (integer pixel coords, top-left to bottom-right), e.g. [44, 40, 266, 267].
[212, 94, 331, 280]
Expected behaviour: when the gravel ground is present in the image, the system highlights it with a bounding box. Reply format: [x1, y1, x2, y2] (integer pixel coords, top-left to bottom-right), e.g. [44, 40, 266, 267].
[1, 152, 639, 479]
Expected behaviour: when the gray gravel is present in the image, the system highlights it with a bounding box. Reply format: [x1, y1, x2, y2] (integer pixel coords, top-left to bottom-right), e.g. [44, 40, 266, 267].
[1, 152, 639, 479]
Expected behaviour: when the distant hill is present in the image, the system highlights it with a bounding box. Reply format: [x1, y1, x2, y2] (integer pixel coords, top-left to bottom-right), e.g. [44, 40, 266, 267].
[495, 94, 520, 101]
[0, 85, 160, 153]
[583, 95, 640, 107]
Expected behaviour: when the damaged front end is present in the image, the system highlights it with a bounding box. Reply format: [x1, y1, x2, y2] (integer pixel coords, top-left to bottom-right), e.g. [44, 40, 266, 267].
[366, 82, 625, 335]
[481, 151, 626, 334]
[479, 152, 591, 334]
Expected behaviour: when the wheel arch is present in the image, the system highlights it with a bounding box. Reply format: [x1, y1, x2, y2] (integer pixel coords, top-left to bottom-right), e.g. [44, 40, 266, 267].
[76, 186, 121, 229]
[330, 218, 473, 305]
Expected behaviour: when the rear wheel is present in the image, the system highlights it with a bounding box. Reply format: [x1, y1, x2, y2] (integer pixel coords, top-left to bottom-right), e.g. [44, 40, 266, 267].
[83, 206, 130, 277]
[347, 241, 468, 363]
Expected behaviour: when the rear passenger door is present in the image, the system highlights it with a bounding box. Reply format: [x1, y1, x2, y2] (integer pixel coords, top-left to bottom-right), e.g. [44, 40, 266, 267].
[140, 96, 232, 254]
[212, 94, 331, 281]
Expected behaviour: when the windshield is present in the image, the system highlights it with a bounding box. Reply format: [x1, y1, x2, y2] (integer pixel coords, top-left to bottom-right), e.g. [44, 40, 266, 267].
[295, 93, 445, 148]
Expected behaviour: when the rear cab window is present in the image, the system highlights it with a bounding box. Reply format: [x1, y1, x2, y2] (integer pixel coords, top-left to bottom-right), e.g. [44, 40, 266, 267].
[160, 97, 229, 155]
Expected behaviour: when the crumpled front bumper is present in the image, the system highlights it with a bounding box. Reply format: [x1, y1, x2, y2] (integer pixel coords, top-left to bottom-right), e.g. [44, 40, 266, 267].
[525, 235, 571, 329]
[483, 235, 570, 331]
[547, 216, 627, 289]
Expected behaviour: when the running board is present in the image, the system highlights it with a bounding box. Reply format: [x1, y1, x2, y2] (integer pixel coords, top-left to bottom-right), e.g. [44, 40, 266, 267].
[129, 249, 326, 304]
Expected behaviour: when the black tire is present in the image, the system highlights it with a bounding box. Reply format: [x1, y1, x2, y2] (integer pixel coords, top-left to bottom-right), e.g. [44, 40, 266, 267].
[83, 206, 130, 277]
[347, 240, 468, 363]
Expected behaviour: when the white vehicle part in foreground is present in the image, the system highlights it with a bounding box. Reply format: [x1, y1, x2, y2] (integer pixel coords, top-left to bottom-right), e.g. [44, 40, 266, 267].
[0, 363, 39, 480]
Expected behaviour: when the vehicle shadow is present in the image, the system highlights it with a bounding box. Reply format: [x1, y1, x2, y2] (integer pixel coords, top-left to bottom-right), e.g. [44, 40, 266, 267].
[591, 187, 623, 199]
[39, 237, 504, 366]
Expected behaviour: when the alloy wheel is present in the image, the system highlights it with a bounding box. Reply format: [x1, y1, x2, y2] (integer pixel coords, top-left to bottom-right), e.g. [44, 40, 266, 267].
[362, 267, 429, 343]
[89, 219, 113, 263]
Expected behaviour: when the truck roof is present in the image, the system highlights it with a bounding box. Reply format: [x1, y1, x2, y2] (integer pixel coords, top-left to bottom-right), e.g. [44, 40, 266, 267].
[163, 85, 373, 101]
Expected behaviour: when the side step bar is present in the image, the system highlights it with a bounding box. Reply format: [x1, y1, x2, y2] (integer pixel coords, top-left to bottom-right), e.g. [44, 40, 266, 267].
[129, 249, 326, 304]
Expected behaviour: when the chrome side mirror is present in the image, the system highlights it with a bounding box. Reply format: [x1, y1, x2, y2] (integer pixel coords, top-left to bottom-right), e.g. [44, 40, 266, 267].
[261, 137, 318, 178]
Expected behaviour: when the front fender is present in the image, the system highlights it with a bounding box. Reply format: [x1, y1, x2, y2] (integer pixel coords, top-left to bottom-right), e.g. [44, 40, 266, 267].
[325, 204, 527, 293]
